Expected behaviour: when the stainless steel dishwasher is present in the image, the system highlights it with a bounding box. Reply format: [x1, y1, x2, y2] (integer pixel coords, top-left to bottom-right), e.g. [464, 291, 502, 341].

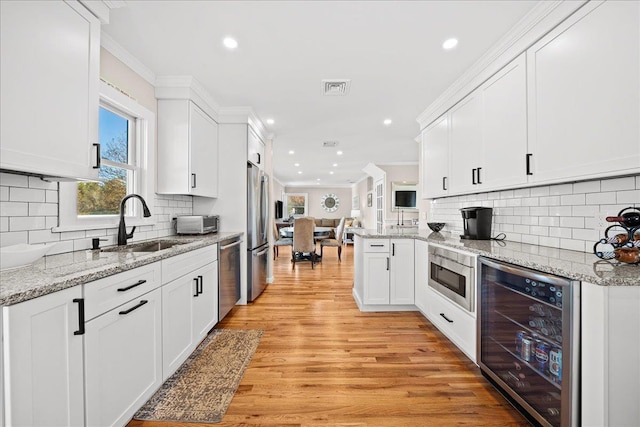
[218, 236, 242, 321]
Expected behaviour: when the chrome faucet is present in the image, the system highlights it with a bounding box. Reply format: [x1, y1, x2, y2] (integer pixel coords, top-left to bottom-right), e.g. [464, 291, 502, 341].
[118, 194, 151, 246]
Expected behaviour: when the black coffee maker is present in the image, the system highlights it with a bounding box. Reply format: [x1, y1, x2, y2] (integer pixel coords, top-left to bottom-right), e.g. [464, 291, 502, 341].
[460, 207, 493, 240]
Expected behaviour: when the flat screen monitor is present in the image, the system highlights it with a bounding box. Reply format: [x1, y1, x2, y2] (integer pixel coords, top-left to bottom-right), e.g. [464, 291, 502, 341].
[395, 190, 417, 209]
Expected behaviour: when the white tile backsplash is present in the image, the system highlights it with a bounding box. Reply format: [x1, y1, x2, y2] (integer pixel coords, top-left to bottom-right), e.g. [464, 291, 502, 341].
[0, 171, 193, 252]
[428, 174, 640, 253]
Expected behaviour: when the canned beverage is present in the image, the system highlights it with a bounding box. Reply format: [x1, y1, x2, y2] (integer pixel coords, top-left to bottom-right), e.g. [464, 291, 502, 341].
[535, 340, 550, 372]
[549, 346, 562, 382]
[515, 330, 526, 354]
[521, 336, 533, 361]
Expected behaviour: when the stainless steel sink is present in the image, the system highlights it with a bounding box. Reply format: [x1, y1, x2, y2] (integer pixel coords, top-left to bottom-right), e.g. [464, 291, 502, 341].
[102, 239, 188, 253]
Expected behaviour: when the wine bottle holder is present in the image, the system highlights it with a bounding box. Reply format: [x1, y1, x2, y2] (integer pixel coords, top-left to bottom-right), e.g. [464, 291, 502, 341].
[593, 207, 640, 264]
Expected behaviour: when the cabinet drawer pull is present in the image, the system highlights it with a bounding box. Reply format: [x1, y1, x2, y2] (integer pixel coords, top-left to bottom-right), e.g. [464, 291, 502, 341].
[197, 275, 203, 295]
[440, 313, 454, 323]
[392, 243, 395, 256]
[386, 257, 390, 271]
[119, 300, 148, 315]
[73, 298, 85, 335]
[93, 143, 101, 169]
[370, 244, 385, 247]
[526, 154, 533, 176]
[193, 277, 199, 297]
[117, 279, 146, 292]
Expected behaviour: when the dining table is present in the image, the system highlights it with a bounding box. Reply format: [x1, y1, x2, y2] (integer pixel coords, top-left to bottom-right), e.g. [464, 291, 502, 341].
[279, 226, 333, 262]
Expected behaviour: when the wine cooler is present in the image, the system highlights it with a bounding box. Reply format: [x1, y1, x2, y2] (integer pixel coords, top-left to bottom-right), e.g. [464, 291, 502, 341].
[478, 257, 580, 427]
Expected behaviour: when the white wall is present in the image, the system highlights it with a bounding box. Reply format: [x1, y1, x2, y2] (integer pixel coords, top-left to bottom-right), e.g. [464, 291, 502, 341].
[379, 164, 419, 226]
[284, 186, 352, 219]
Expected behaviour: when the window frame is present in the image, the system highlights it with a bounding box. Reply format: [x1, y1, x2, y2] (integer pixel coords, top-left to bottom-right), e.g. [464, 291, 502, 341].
[56, 81, 155, 231]
[284, 192, 308, 218]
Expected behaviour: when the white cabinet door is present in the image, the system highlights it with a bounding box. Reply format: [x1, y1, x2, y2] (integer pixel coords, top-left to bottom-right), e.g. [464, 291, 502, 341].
[192, 261, 219, 343]
[190, 102, 219, 197]
[481, 53, 528, 190]
[161, 272, 197, 380]
[157, 100, 219, 197]
[389, 239, 415, 305]
[84, 288, 162, 427]
[449, 93, 483, 195]
[527, 0, 640, 183]
[2, 287, 84, 427]
[0, 0, 99, 180]
[247, 127, 265, 170]
[363, 253, 390, 305]
[421, 115, 449, 199]
[414, 240, 429, 314]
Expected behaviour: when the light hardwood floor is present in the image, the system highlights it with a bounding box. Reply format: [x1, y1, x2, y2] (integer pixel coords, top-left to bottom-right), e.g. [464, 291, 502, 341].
[129, 244, 530, 427]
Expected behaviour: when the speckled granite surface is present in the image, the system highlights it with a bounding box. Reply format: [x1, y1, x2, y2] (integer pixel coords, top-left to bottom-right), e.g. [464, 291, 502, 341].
[354, 228, 639, 287]
[0, 233, 243, 306]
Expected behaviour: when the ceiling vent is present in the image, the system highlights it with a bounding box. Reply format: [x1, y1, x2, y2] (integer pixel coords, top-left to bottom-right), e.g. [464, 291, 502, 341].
[322, 79, 351, 96]
[323, 141, 339, 148]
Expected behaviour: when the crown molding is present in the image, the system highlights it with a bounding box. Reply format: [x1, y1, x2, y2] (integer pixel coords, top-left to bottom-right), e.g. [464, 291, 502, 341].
[155, 76, 221, 120]
[80, 0, 125, 24]
[101, 31, 156, 85]
[217, 107, 269, 142]
[416, 0, 587, 130]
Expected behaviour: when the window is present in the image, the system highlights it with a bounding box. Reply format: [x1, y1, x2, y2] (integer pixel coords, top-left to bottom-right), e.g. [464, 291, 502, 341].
[57, 81, 155, 230]
[284, 193, 308, 218]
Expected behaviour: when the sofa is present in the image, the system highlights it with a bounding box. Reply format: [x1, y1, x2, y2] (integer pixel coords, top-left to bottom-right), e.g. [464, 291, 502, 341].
[313, 217, 354, 239]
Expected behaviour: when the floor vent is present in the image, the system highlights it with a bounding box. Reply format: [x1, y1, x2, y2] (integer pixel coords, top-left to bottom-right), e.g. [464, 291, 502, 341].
[322, 79, 351, 96]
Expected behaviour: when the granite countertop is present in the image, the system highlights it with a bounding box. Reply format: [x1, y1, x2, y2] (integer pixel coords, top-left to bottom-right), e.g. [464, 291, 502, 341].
[0, 232, 243, 306]
[353, 228, 639, 286]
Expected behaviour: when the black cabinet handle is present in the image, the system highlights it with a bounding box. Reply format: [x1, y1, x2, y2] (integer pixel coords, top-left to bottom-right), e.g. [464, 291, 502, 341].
[440, 313, 454, 323]
[191, 173, 197, 188]
[386, 257, 390, 271]
[392, 243, 395, 256]
[477, 167, 482, 184]
[257, 153, 261, 164]
[193, 277, 199, 297]
[117, 279, 146, 292]
[370, 244, 385, 247]
[73, 298, 85, 335]
[93, 143, 101, 169]
[526, 154, 533, 176]
[472, 168, 477, 185]
[442, 176, 448, 191]
[119, 300, 148, 315]
[197, 275, 203, 295]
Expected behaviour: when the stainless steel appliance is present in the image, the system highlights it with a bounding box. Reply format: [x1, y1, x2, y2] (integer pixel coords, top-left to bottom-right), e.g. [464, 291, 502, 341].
[478, 257, 580, 427]
[176, 215, 219, 235]
[460, 206, 492, 240]
[218, 236, 241, 321]
[247, 163, 269, 301]
[428, 245, 475, 312]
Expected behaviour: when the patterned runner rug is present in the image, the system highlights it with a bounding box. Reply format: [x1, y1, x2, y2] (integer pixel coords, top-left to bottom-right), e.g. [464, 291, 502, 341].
[134, 329, 263, 424]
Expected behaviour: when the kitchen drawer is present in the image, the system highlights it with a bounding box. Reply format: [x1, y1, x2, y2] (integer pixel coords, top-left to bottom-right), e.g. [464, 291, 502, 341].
[162, 244, 217, 284]
[84, 262, 161, 321]
[427, 287, 477, 363]
[363, 239, 389, 253]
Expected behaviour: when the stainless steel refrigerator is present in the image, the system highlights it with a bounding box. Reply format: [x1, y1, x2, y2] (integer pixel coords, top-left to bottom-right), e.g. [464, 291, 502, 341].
[247, 163, 269, 301]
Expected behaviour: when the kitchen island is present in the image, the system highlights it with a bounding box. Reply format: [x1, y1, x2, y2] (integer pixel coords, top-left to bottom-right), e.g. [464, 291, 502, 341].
[352, 227, 639, 426]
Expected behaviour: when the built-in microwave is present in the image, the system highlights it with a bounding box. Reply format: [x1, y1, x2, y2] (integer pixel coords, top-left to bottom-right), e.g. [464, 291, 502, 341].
[428, 245, 475, 312]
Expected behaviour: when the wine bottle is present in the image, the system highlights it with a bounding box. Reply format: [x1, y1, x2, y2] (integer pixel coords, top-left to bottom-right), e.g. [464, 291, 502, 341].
[614, 247, 640, 264]
[606, 212, 640, 227]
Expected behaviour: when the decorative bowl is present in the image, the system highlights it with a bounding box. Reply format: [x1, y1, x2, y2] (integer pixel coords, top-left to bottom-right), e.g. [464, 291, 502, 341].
[0, 243, 54, 271]
[427, 222, 445, 232]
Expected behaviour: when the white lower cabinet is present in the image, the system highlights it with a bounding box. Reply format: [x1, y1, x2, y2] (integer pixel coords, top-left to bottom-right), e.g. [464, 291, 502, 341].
[414, 240, 429, 314]
[2, 286, 84, 427]
[84, 288, 162, 427]
[162, 246, 218, 380]
[426, 286, 476, 363]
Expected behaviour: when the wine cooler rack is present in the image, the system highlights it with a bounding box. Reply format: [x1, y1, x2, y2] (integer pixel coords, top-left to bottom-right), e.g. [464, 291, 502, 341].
[593, 206, 640, 264]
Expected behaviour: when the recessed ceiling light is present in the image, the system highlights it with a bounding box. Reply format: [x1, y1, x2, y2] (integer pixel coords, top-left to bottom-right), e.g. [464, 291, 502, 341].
[223, 37, 238, 49]
[266, 118, 274, 125]
[316, 178, 321, 181]
[337, 151, 343, 155]
[288, 150, 295, 155]
[442, 38, 458, 50]
[383, 118, 392, 126]
[329, 171, 334, 175]
[332, 163, 338, 167]
[298, 171, 302, 175]
[294, 163, 300, 167]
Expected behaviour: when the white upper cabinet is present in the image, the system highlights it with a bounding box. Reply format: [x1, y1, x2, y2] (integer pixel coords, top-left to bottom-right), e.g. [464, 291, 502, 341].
[247, 127, 265, 170]
[157, 100, 219, 198]
[527, 0, 640, 183]
[480, 53, 528, 190]
[421, 115, 450, 199]
[0, 0, 100, 180]
[449, 93, 483, 194]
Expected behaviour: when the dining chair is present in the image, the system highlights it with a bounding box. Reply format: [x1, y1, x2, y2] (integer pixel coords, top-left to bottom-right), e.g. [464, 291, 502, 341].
[320, 217, 345, 261]
[273, 220, 292, 260]
[292, 217, 317, 269]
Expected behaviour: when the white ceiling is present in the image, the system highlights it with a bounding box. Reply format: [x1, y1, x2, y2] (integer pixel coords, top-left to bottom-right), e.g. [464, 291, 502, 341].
[103, 0, 539, 187]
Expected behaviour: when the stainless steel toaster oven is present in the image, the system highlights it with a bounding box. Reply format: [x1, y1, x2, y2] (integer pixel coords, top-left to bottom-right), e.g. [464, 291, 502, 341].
[176, 215, 219, 235]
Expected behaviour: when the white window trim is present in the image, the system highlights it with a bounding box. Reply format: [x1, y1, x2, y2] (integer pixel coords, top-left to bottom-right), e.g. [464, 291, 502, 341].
[284, 192, 308, 218]
[55, 81, 156, 232]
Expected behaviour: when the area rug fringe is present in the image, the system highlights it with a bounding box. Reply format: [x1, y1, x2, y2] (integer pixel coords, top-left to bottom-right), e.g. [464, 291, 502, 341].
[134, 328, 263, 424]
